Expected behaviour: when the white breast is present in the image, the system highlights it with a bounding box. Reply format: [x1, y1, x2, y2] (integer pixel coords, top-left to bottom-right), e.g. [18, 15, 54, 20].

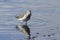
[18, 13, 29, 21]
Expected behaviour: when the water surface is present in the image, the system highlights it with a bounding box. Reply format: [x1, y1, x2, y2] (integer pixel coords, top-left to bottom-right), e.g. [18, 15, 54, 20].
[0, 0, 60, 40]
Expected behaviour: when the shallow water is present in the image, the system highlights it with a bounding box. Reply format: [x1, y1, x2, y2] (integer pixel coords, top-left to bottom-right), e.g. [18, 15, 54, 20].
[0, 0, 60, 40]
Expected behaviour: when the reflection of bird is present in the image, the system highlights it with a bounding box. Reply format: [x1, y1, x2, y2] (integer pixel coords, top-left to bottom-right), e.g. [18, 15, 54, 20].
[16, 25, 31, 39]
[16, 10, 31, 25]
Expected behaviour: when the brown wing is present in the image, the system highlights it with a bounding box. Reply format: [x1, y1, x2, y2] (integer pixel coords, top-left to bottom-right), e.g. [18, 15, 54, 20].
[16, 14, 24, 18]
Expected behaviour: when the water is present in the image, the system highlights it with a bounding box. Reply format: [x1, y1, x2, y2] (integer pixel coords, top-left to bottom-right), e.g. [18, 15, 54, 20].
[0, 0, 60, 40]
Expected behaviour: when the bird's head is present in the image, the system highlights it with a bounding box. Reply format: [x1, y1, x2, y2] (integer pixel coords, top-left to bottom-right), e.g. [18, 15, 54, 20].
[27, 9, 31, 14]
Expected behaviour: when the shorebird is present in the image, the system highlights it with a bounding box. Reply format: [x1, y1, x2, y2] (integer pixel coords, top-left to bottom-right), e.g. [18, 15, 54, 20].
[16, 25, 31, 39]
[16, 10, 31, 25]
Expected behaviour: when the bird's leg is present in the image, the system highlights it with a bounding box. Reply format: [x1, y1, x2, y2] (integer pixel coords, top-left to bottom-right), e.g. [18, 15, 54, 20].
[23, 21, 27, 25]
[20, 21, 23, 25]
[25, 21, 27, 25]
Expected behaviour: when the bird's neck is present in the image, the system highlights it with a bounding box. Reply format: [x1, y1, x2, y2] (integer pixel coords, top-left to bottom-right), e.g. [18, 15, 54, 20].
[27, 11, 31, 14]
[26, 13, 29, 16]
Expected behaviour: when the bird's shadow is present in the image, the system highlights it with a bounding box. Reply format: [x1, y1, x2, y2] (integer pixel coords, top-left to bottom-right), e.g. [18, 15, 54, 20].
[15, 24, 39, 40]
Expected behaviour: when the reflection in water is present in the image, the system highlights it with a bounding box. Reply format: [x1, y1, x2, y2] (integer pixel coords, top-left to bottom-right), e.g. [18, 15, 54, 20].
[16, 24, 31, 40]
[16, 24, 39, 40]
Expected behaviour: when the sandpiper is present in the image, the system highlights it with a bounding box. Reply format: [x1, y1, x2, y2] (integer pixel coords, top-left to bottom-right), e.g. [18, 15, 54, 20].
[16, 10, 31, 25]
[16, 25, 31, 39]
